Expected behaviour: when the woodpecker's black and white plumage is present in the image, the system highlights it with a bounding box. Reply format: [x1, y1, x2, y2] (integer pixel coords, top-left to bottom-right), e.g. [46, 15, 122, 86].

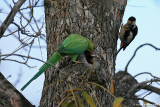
[116, 16, 138, 55]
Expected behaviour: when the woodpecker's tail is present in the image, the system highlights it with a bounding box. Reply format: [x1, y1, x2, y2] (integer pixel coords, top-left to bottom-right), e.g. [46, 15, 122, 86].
[116, 47, 123, 55]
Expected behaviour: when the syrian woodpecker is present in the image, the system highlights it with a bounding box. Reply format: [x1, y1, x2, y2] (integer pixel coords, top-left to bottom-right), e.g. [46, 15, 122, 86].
[116, 16, 138, 55]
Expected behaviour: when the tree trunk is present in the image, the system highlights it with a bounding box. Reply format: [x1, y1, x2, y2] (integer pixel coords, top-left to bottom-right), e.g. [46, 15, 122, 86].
[40, 0, 127, 106]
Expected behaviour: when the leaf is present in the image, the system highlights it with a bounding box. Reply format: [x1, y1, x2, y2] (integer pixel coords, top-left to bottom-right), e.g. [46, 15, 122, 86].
[110, 79, 114, 94]
[44, 80, 64, 91]
[113, 97, 124, 107]
[77, 95, 84, 107]
[66, 100, 75, 107]
[58, 95, 73, 107]
[82, 91, 96, 107]
[61, 102, 68, 106]
[88, 82, 116, 98]
[68, 83, 78, 107]
[62, 89, 82, 95]
[86, 83, 101, 107]
[143, 101, 147, 107]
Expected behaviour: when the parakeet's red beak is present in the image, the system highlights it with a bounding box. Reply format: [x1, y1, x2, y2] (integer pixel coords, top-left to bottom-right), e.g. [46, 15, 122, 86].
[89, 51, 93, 55]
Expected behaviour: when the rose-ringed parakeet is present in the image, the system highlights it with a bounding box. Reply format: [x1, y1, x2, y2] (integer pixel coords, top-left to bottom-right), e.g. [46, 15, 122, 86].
[21, 34, 94, 91]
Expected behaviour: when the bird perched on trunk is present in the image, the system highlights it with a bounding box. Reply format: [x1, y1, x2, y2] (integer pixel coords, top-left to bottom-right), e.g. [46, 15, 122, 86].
[21, 34, 94, 91]
[116, 16, 138, 55]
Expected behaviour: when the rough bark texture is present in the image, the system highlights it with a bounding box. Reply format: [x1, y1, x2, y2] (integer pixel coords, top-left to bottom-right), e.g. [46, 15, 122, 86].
[115, 71, 141, 107]
[40, 0, 127, 106]
[0, 72, 35, 107]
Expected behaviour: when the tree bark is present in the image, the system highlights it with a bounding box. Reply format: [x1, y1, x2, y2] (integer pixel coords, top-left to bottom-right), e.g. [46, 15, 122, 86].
[40, 0, 127, 106]
[115, 71, 141, 107]
[0, 72, 35, 107]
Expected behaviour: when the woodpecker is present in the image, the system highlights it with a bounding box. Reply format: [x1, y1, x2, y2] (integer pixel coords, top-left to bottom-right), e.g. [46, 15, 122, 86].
[116, 16, 138, 55]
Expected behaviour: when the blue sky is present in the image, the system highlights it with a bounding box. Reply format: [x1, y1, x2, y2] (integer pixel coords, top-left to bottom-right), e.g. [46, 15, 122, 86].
[0, 0, 160, 106]
[116, 0, 160, 105]
[117, 0, 160, 81]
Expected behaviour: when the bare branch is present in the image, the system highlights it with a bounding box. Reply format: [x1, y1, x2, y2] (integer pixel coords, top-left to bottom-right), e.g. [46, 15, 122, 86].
[125, 43, 160, 72]
[142, 91, 152, 99]
[2, 58, 36, 68]
[142, 85, 160, 95]
[1, 53, 53, 67]
[134, 72, 159, 79]
[20, 5, 44, 10]
[0, 53, 80, 79]
[0, 0, 26, 38]
[2, 39, 34, 59]
[0, 72, 35, 107]
[131, 97, 160, 107]
[126, 78, 160, 98]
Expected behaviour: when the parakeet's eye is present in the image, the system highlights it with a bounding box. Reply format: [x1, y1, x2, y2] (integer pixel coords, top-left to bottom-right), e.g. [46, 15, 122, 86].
[89, 51, 93, 55]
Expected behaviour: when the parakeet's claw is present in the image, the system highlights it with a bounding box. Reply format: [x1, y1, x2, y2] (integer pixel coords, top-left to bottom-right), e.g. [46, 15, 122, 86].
[72, 61, 83, 65]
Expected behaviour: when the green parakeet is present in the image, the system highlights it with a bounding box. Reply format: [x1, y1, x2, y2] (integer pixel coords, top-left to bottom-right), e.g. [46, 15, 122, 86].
[21, 34, 94, 91]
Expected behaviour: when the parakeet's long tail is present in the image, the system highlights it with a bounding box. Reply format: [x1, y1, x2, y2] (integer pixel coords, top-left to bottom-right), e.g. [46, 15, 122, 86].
[20, 52, 62, 91]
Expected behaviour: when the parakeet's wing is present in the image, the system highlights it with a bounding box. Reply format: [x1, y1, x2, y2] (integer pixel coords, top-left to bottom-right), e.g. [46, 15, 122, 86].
[58, 34, 88, 55]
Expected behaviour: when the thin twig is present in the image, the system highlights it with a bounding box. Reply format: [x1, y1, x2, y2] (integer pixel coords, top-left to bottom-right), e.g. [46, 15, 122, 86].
[126, 78, 160, 98]
[0, 53, 85, 79]
[142, 91, 152, 99]
[125, 43, 160, 72]
[0, 0, 26, 38]
[131, 97, 160, 107]
[134, 72, 159, 79]
[142, 85, 160, 95]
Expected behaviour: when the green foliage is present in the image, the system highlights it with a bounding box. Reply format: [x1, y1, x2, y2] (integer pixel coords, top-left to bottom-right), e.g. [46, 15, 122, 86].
[82, 91, 96, 107]
[45, 58, 123, 107]
[66, 101, 75, 107]
[113, 97, 124, 107]
[77, 95, 84, 107]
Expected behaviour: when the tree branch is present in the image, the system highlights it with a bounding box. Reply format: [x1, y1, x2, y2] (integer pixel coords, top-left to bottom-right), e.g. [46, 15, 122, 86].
[0, 53, 81, 79]
[131, 97, 160, 107]
[0, 72, 35, 107]
[125, 43, 160, 72]
[126, 78, 160, 98]
[0, 0, 26, 38]
[134, 72, 159, 79]
[142, 85, 160, 95]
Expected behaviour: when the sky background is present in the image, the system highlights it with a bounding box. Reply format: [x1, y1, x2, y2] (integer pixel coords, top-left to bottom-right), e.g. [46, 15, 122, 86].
[116, 0, 160, 105]
[0, 0, 160, 106]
